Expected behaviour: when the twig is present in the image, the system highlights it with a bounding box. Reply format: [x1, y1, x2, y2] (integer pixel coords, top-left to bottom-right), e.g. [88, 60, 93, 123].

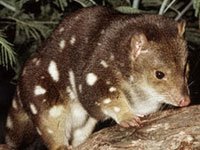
[132, 0, 140, 9]
[0, 1, 16, 12]
[159, 0, 169, 15]
[89, 0, 97, 5]
[175, 1, 193, 21]
[199, 14, 200, 28]
[164, 0, 177, 13]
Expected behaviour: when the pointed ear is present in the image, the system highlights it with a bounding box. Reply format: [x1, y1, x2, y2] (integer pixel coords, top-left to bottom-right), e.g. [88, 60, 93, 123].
[177, 20, 186, 37]
[130, 33, 148, 60]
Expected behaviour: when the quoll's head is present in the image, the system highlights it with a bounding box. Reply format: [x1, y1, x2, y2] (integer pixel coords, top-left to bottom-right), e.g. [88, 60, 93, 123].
[128, 19, 190, 115]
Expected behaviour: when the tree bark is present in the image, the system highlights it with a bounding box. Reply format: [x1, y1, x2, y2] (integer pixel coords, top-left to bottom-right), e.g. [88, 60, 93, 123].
[76, 105, 200, 150]
[0, 105, 199, 150]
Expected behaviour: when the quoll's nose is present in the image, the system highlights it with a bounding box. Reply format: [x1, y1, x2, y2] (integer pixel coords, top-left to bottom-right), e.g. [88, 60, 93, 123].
[179, 96, 191, 107]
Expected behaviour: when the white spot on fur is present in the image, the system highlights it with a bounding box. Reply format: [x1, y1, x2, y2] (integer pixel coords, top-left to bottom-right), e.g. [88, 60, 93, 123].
[100, 60, 108, 68]
[100, 29, 105, 34]
[48, 61, 59, 82]
[35, 60, 41, 66]
[30, 103, 38, 115]
[70, 36, 76, 45]
[86, 73, 98, 86]
[106, 81, 111, 85]
[110, 54, 115, 61]
[47, 128, 54, 134]
[32, 58, 41, 66]
[59, 40, 66, 49]
[103, 98, 112, 104]
[34, 85, 46, 95]
[36, 127, 42, 135]
[42, 99, 47, 103]
[59, 27, 64, 33]
[75, 16, 79, 20]
[6, 116, 13, 129]
[40, 76, 45, 79]
[16, 87, 20, 97]
[95, 101, 100, 106]
[49, 105, 64, 118]
[67, 86, 76, 100]
[109, 87, 116, 92]
[113, 107, 121, 112]
[97, 43, 102, 46]
[32, 58, 38, 63]
[12, 99, 17, 109]
[22, 68, 26, 76]
[129, 75, 134, 82]
[79, 84, 82, 93]
[18, 98, 23, 107]
[68, 70, 78, 101]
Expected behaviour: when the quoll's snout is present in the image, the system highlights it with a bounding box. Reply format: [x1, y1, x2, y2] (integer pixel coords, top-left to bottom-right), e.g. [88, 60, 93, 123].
[179, 96, 190, 107]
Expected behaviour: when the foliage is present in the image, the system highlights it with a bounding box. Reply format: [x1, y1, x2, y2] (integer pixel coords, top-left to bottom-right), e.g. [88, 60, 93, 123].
[0, 0, 199, 79]
[0, 32, 16, 69]
[193, 0, 200, 16]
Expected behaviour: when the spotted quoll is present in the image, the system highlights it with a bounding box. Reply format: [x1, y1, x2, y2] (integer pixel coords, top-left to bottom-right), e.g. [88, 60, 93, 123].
[6, 6, 190, 150]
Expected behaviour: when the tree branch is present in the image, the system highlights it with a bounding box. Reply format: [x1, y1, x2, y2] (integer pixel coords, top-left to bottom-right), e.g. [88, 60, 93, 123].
[0, 1, 16, 12]
[175, 1, 193, 21]
[159, 0, 169, 15]
[76, 105, 200, 149]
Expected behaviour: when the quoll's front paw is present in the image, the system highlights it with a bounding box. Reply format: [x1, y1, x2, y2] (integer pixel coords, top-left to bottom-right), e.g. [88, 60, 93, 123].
[118, 113, 142, 128]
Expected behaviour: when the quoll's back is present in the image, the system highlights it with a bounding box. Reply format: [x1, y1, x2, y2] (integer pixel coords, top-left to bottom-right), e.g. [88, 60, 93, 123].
[5, 6, 190, 150]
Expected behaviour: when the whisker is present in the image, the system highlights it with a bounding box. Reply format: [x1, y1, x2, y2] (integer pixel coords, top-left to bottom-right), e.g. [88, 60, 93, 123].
[188, 81, 194, 87]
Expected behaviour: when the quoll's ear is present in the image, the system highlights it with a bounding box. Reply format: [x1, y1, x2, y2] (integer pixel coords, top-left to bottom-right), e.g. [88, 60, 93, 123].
[177, 20, 186, 37]
[130, 33, 148, 60]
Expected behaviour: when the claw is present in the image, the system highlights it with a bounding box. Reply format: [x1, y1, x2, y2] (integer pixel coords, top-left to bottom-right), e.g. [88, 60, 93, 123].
[119, 116, 142, 128]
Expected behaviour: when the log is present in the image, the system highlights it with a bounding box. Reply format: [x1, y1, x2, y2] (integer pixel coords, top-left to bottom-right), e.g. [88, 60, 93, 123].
[0, 105, 199, 149]
[76, 105, 200, 150]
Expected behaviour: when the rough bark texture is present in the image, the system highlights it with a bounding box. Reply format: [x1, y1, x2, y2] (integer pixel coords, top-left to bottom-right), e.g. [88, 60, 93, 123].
[75, 105, 200, 150]
[0, 105, 199, 150]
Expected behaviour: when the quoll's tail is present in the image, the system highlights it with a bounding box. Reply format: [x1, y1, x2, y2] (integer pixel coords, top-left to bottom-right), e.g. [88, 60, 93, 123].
[5, 89, 42, 149]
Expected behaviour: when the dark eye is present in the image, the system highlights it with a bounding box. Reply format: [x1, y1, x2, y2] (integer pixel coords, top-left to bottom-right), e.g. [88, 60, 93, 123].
[155, 71, 165, 79]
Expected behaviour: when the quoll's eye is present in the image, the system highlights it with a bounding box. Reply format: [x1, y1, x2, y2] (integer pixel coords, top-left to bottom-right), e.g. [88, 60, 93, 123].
[155, 71, 165, 79]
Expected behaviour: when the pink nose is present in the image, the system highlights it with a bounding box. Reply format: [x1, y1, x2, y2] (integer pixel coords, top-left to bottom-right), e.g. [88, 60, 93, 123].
[179, 97, 190, 107]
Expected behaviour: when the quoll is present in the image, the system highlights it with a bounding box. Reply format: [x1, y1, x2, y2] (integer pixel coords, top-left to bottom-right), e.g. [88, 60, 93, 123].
[5, 6, 190, 150]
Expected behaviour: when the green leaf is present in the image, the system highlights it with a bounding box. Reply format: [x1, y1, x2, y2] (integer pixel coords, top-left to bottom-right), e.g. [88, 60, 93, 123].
[115, 6, 141, 14]
[0, 33, 17, 69]
[10, 17, 51, 42]
[53, 0, 68, 11]
[193, 0, 200, 17]
[73, 0, 97, 7]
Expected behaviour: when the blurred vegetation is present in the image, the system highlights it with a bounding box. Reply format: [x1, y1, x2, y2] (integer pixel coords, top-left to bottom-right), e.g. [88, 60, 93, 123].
[0, 0, 199, 80]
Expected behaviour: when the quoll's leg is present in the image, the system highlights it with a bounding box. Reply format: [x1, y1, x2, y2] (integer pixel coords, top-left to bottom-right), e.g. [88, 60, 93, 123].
[100, 90, 141, 128]
[5, 95, 37, 149]
[35, 104, 72, 150]
[35, 101, 97, 149]
[71, 116, 97, 147]
[67, 101, 97, 147]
